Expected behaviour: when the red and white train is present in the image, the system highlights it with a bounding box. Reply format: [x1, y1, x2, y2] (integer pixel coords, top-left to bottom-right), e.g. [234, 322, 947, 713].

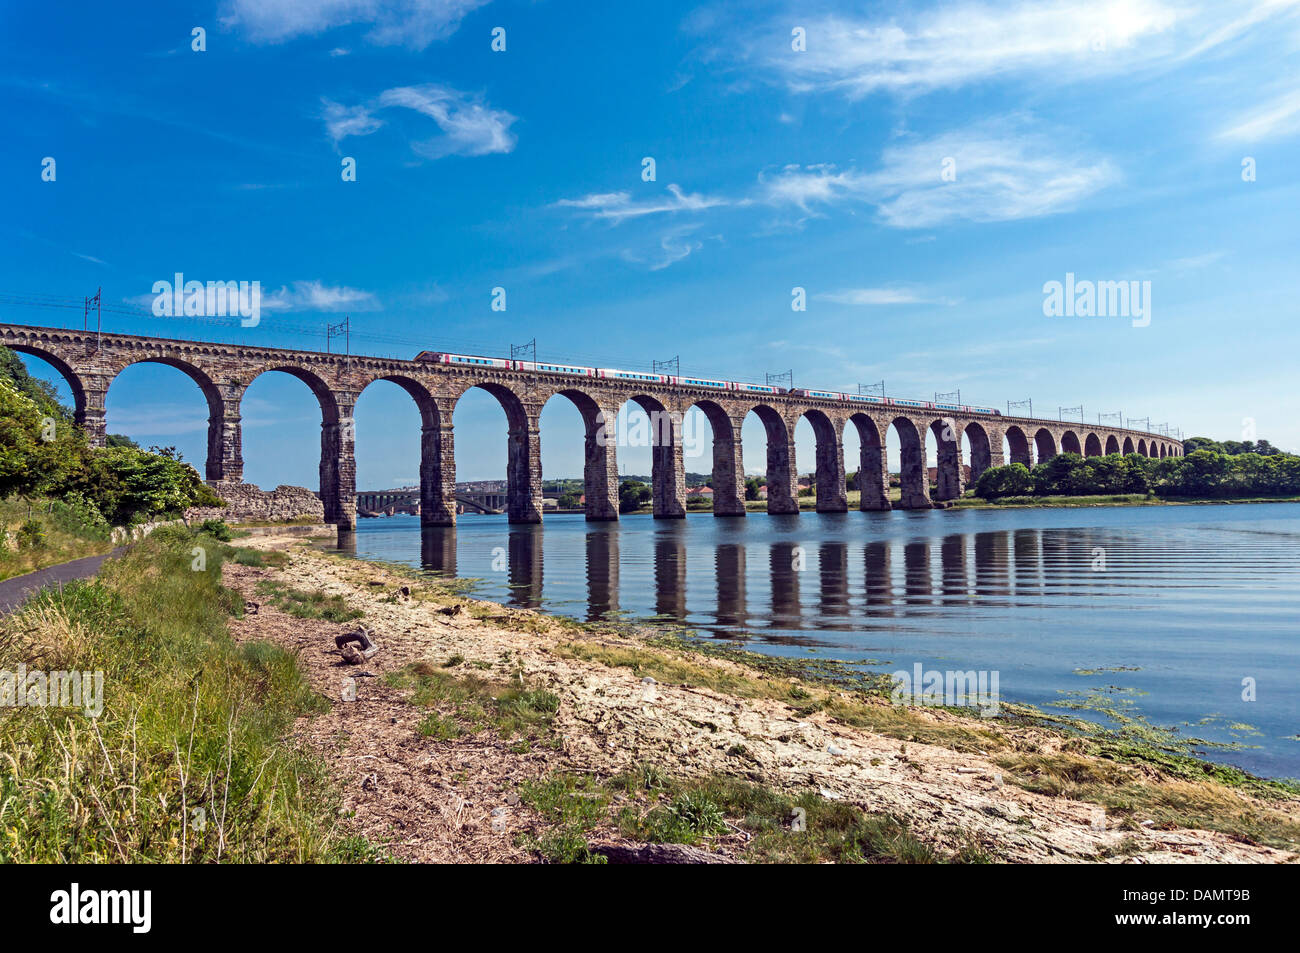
[414, 351, 1000, 416]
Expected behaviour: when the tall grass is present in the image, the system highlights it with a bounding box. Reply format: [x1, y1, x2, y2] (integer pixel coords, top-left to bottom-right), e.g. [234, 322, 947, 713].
[0, 497, 112, 582]
[0, 529, 348, 862]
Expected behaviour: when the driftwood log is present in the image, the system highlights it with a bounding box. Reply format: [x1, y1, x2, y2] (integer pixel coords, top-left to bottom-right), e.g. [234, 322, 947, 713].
[589, 843, 739, 864]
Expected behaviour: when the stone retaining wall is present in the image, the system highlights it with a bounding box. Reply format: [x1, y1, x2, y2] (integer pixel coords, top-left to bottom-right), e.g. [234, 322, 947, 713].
[185, 481, 324, 525]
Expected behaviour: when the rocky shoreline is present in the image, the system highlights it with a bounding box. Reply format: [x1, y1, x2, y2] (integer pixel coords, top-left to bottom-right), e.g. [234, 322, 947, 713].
[225, 531, 1300, 864]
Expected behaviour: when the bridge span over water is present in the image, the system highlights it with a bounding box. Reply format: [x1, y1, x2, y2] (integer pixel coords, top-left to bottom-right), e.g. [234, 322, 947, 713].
[0, 323, 1182, 529]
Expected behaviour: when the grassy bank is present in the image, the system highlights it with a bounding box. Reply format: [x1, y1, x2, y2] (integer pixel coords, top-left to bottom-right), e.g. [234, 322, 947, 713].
[0, 497, 112, 582]
[0, 527, 353, 862]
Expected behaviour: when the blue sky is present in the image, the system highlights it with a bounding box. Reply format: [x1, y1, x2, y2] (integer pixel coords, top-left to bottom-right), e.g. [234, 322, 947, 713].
[3, 0, 1299, 489]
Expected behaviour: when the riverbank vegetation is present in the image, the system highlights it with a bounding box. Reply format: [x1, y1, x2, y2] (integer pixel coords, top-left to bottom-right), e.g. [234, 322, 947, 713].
[973, 447, 1300, 501]
[0, 346, 220, 574]
[0, 497, 112, 582]
[0, 527, 352, 862]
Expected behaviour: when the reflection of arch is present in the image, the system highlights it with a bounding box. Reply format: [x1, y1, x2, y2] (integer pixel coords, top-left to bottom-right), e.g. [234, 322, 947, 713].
[748, 404, 796, 514]
[1123, 436, 1135, 455]
[848, 413, 888, 511]
[455, 381, 540, 523]
[891, 417, 930, 509]
[1105, 434, 1120, 455]
[1004, 425, 1031, 466]
[690, 399, 744, 517]
[929, 418, 963, 501]
[1084, 433, 1103, 457]
[1034, 428, 1057, 463]
[965, 421, 992, 485]
[1061, 431, 1082, 455]
[802, 408, 846, 512]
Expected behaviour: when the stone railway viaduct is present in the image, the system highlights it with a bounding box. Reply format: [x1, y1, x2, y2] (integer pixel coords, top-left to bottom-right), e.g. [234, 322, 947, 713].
[0, 323, 1183, 530]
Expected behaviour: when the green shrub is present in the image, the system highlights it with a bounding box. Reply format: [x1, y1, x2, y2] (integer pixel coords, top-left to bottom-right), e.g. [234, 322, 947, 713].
[198, 518, 234, 541]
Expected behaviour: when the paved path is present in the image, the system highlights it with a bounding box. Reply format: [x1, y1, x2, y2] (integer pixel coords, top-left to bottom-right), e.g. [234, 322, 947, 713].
[0, 549, 122, 615]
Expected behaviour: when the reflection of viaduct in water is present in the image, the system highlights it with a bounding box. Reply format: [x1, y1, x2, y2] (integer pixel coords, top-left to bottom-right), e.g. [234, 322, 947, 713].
[1, 323, 1183, 530]
[348, 524, 1113, 636]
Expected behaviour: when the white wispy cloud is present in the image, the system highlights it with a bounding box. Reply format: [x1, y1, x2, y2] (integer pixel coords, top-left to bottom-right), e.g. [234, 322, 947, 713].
[223, 0, 489, 49]
[1218, 88, 1300, 141]
[625, 226, 710, 271]
[261, 280, 381, 313]
[815, 287, 938, 305]
[106, 404, 208, 436]
[553, 184, 730, 223]
[1164, 251, 1227, 272]
[125, 280, 381, 315]
[324, 84, 516, 158]
[323, 100, 385, 141]
[761, 121, 1118, 228]
[754, 1, 1296, 98]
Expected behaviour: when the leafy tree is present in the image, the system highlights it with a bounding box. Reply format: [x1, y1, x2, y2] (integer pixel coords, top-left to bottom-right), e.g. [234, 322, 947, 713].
[0, 346, 70, 417]
[618, 479, 651, 514]
[68, 445, 222, 525]
[1030, 452, 1085, 495]
[0, 377, 88, 499]
[974, 463, 1033, 499]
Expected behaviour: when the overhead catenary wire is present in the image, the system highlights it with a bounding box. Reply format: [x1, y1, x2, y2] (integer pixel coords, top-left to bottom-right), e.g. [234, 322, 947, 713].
[0, 290, 1172, 432]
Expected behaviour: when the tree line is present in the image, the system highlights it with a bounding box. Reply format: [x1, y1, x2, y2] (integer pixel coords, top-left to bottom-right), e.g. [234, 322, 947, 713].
[974, 446, 1300, 500]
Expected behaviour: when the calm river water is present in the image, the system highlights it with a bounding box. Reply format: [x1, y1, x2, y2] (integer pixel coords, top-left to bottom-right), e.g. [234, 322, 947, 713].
[337, 503, 1300, 779]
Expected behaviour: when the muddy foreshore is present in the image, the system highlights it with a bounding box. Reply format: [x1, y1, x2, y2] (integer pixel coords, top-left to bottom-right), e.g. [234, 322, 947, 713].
[224, 530, 1300, 864]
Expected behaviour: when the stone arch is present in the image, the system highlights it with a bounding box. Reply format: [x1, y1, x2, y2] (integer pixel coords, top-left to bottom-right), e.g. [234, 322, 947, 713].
[454, 380, 541, 523]
[689, 398, 745, 517]
[929, 417, 963, 502]
[1004, 425, 1032, 467]
[746, 403, 796, 514]
[547, 386, 621, 521]
[357, 373, 450, 526]
[1034, 427, 1057, 463]
[848, 413, 888, 511]
[1060, 431, 1083, 455]
[246, 364, 341, 425]
[246, 364, 347, 524]
[1138, 438, 1148, 456]
[1105, 434, 1120, 455]
[1159, 443, 1167, 458]
[964, 421, 994, 485]
[1123, 436, 1135, 455]
[1084, 433, 1103, 457]
[110, 356, 230, 481]
[802, 408, 847, 512]
[890, 416, 930, 509]
[5, 343, 88, 423]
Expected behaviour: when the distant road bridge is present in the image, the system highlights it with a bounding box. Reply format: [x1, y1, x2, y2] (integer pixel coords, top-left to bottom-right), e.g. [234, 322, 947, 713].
[357, 488, 504, 516]
[0, 322, 1183, 529]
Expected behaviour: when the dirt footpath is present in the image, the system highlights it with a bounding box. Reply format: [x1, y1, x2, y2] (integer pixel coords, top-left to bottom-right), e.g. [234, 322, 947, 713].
[225, 533, 1298, 864]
